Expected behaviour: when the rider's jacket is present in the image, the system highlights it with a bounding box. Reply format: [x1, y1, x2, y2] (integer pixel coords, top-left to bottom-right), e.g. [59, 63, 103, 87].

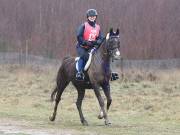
[76, 20, 104, 49]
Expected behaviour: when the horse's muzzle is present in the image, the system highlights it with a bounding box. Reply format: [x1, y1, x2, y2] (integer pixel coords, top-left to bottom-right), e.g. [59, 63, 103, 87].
[113, 50, 121, 60]
[113, 55, 121, 60]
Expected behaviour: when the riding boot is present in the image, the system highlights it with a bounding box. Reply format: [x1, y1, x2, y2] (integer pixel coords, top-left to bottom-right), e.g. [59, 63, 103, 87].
[111, 72, 119, 81]
[76, 58, 85, 81]
[76, 71, 85, 81]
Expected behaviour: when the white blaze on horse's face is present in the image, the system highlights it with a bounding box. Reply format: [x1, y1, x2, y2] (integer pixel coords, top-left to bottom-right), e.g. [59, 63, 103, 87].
[112, 36, 121, 59]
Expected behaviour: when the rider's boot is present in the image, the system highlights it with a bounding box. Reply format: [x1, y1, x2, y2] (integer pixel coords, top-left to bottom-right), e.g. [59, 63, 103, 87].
[76, 58, 85, 81]
[111, 72, 119, 81]
[76, 71, 85, 81]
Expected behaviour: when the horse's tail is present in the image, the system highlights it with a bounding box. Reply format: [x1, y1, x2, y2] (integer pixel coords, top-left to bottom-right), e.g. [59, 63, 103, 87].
[50, 56, 71, 102]
[50, 66, 64, 102]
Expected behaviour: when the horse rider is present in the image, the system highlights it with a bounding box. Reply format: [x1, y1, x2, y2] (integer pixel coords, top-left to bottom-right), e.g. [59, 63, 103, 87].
[76, 9, 119, 81]
[75, 9, 103, 81]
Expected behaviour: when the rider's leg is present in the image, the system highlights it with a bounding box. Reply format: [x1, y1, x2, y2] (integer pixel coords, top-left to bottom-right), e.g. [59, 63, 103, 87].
[77, 58, 84, 72]
[76, 47, 87, 80]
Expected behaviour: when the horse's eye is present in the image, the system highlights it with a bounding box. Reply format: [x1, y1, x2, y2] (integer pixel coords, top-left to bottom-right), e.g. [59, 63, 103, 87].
[108, 40, 113, 45]
[110, 40, 114, 44]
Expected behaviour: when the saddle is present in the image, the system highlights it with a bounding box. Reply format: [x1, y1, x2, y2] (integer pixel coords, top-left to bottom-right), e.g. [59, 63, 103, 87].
[75, 49, 94, 72]
[75, 49, 119, 82]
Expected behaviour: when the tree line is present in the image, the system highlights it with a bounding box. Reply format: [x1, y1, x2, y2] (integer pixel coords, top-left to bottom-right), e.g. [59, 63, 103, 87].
[0, 0, 180, 59]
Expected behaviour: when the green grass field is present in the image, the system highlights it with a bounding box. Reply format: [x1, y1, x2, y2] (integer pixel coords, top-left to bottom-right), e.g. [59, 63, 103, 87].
[0, 64, 180, 135]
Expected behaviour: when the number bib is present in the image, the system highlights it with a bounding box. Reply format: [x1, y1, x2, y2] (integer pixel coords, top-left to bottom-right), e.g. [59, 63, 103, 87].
[83, 22, 100, 42]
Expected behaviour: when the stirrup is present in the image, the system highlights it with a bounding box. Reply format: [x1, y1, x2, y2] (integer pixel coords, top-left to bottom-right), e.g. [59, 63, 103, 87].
[76, 72, 85, 81]
[111, 72, 119, 81]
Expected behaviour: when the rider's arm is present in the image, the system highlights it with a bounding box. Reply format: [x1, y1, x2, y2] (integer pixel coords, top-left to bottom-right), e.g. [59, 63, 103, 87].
[93, 30, 105, 48]
[76, 24, 86, 46]
[96, 30, 105, 45]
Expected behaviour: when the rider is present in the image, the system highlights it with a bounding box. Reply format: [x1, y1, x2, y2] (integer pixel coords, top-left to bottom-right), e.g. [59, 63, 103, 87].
[75, 9, 119, 81]
[76, 9, 104, 81]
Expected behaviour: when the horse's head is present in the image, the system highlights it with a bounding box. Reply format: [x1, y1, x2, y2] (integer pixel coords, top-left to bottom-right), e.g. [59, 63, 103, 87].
[105, 28, 121, 60]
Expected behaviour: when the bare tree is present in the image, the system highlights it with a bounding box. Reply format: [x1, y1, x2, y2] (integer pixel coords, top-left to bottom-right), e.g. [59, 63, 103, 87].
[0, 0, 180, 60]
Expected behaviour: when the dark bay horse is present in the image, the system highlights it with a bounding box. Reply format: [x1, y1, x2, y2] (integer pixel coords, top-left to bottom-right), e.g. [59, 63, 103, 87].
[49, 28, 121, 126]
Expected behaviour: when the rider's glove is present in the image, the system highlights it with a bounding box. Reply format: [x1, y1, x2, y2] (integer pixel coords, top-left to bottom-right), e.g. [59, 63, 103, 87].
[84, 41, 93, 47]
[90, 47, 97, 54]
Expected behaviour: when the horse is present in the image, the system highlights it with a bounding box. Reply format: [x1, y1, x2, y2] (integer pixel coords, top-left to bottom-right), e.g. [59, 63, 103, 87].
[49, 28, 121, 126]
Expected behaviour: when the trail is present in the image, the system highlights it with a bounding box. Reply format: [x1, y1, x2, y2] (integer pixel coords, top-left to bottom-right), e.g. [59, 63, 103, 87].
[0, 118, 75, 135]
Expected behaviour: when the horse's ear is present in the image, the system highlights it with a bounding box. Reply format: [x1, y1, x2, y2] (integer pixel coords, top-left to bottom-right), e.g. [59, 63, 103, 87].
[116, 28, 119, 35]
[110, 28, 113, 35]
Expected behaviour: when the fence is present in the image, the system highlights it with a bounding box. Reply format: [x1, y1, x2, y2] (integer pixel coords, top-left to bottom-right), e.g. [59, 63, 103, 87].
[1, 53, 180, 71]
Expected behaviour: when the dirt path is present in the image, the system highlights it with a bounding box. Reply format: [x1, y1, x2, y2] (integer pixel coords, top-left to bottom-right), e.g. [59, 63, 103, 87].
[0, 118, 76, 135]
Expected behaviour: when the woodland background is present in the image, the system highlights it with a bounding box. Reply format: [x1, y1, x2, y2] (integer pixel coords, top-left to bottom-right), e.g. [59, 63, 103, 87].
[0, 0, 180, 60]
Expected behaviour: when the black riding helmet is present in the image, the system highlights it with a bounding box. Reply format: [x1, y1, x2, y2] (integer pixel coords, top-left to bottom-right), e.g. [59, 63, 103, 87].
[86, 9, 98, 18]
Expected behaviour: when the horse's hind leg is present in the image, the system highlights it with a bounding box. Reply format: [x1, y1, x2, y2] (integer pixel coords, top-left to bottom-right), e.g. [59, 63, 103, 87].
[76, 88, 88, 126]
[49, 81, 69, 121]
[50, 87, 58, 102]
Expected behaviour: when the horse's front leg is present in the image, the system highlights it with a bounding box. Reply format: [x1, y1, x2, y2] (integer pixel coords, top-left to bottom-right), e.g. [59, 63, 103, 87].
[98, 83, 112, 125]
[93, 85, 111, 125]
[102, 82, 112, 111]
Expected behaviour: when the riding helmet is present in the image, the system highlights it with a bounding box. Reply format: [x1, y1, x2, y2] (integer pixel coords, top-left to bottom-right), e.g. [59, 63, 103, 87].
[86, 9, 98, 17]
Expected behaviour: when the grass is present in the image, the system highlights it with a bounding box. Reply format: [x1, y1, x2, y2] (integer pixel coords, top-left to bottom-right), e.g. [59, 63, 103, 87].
[0, 64, 180, 135]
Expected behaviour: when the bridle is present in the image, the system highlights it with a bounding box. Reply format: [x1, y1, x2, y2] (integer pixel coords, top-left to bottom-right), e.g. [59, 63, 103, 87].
[105, 34, 120, 57]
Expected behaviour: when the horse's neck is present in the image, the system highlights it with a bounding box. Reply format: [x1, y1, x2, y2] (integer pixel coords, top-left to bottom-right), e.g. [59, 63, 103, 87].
[94, 42, 111, 71]
[98, 41, 110, 61]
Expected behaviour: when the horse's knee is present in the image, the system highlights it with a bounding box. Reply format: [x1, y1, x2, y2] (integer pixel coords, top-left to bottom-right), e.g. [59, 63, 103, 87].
[55, 94, 61, 103]
[76, 101, 79, 107]
[76, 99, 83, 109]
[100, 99, 105, 107]
[51, 87, 58, 101]
[108, 98, 112, 104]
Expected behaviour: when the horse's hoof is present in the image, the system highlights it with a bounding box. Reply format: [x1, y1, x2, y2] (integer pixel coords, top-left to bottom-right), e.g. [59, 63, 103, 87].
[98, 114, 104, 119]
[49, 116, 55, 121]
[82, 120, 89, 126]
[105, 120, 111, 126]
